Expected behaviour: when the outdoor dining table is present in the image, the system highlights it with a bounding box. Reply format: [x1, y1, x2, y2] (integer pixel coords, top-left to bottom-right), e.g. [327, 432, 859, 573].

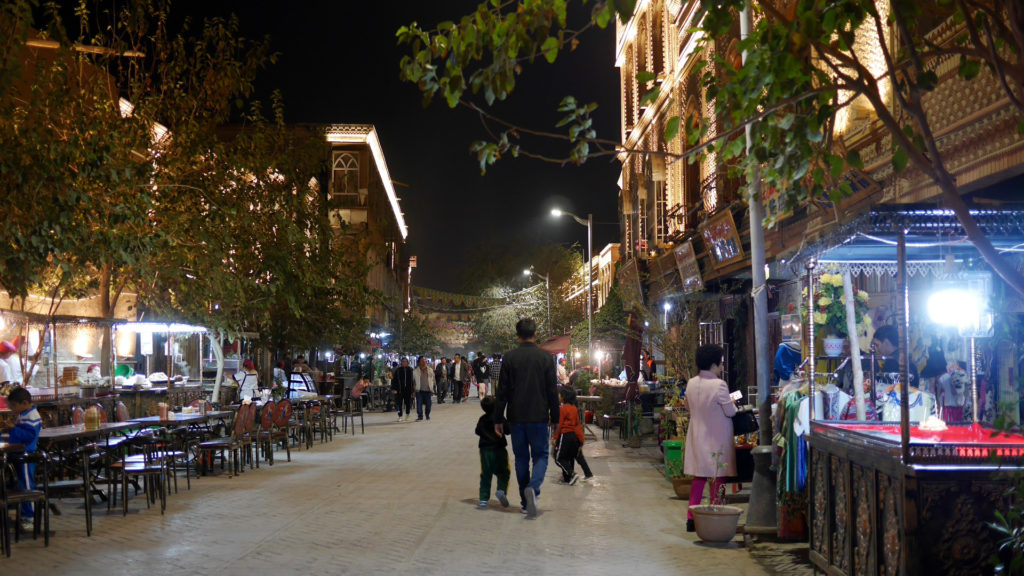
[130, 411, 234, 426]
[38, 422, 143, 449]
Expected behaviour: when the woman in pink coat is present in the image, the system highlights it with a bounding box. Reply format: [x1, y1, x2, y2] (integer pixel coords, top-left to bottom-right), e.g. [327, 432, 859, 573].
[683, 343, 737, 532]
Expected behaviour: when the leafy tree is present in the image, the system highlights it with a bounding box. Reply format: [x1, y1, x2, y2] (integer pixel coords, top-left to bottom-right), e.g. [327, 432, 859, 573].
[2, 1, 375, 396]
[472, 281, 547, 352]
[399, 312, 443, 356]
[399, 0, 1024, 298]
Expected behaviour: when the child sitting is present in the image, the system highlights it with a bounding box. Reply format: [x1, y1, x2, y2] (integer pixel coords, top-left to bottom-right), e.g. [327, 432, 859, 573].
[553, 387, 585, 485]
[3, 386, 42, 530]
[474, 396, 510, 509]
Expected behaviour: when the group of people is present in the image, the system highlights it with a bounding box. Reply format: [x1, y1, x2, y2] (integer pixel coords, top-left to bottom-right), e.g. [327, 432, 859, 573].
[375, 352, 496, 422]
[474, 318, 594, 517]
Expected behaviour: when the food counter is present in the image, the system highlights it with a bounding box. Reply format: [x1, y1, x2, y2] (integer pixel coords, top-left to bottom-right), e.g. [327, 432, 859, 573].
[808, 421, 1022, 574]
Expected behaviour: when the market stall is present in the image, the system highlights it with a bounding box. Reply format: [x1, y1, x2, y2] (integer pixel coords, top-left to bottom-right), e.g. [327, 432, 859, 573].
[790, 208, 1024, 575]
[111, 322, 208, 417]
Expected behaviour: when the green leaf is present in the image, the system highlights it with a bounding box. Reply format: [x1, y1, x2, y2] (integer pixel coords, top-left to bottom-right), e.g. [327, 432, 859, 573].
[828, 154, 844, 180]
[664, 116, 680, 142]
[846, 149, 863, 170]
[958, 57, 982, 80]
[892, 146, 909, 173]
[542, 37, 559, 64]
[636, 70, 658, 84]
[595, 2, 614, 28]
[613, 0, 637, 24]
[640, 86, 660, 107]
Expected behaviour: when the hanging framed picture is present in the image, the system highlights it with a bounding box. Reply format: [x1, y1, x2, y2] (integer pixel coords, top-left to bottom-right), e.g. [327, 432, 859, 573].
[700, 209, 744, 267]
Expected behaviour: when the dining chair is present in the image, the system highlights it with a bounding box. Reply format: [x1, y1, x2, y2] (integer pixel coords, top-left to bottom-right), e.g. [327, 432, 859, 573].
[108, 433, 167, 516]
[197, 403, 254, 477]
[47, 443, 103, 537]
[273, 400, 294, 463]
[1, 451, 51, 555]
[343, 396, 365, 435]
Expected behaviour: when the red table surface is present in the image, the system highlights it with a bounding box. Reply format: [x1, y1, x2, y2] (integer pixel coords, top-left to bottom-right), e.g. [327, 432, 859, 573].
[819, 422, 1024, 445]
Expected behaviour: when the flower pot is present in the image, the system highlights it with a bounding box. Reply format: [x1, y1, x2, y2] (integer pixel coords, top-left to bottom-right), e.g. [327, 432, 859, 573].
[671, 476, 694, 499]
[822, 336, 845, 357]
[689, 504, 742, 542]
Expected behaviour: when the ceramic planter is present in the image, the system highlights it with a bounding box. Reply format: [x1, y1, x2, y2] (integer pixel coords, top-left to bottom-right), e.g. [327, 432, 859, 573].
[671, 476, 694, 499]
[689, 504, 742, 542]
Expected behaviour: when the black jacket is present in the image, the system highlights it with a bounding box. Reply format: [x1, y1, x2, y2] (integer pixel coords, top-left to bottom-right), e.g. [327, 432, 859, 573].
[472, 357, 490, 382]
[448, 359, 470, 383]
[476, 414, 509, 449]
[391, 365, 415, 397]
[494, 341, 559, 425]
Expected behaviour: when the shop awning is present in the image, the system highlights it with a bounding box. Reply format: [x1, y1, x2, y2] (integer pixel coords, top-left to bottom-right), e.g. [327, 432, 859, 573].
[787, 206, 1024, 275]
[537, 335, 570, 354]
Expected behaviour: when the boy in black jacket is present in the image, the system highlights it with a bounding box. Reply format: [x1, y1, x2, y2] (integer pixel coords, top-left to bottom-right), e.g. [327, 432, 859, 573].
[475, 396, 511, 509]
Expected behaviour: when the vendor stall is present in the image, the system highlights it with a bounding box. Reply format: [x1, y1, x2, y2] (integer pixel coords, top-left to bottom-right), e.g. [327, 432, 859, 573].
[112, 322, 208, 417]
[790, 208, 1024, 575]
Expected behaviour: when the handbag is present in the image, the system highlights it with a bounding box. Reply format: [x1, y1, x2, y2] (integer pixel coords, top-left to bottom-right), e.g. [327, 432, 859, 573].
[731, 406, 759, 435]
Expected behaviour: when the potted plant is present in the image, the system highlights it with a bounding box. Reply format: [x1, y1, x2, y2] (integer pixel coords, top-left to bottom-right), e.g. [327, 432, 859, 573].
[666, 457, 694, 499]
[800, 271, 871, 357]
[688, 451, 743, 542]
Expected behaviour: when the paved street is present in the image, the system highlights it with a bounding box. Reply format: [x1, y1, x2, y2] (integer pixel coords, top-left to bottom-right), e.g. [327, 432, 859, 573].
[7, 398, 769, 576]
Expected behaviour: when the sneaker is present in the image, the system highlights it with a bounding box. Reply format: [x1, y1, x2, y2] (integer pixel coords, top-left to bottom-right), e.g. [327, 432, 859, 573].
[520, 506, 528, 514]
[496, 489, 509, 508]
[415, 417, 423, 421]
[397, 416, 403, 422]
[524, 487, 538, 517]
[570, 473, 580, 486]
[20, 519, 33, 532]
[477, 500, 488, 509]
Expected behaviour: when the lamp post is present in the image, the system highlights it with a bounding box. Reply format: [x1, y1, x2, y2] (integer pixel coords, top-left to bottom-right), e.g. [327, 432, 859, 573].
[552, 208, 593, 367]
[523, 267, 551, 332]
[663, 301, 672, 329]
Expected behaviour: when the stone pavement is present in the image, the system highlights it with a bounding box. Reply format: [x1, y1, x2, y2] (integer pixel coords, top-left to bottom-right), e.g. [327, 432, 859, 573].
[5, 398, 774, 576]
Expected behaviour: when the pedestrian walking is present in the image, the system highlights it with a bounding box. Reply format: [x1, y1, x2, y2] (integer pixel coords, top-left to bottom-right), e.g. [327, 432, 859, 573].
[683, 343, 737, 532]
[475, 396, 511, 509]
[494, 318, 559, 517]
[413, 356, 435, 421]
[552, 387, 584, 485]
[472, 352, 490, 398]
[434, 357, 449, 403]
[391, 357, 415, 422]
[450, 353, 470, 404]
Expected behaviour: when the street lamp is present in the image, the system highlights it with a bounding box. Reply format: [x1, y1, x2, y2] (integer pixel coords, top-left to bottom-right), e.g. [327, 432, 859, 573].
[663, 301, 672, 328]
[551, 208, 593, 367]
[523, 267, 551, 332]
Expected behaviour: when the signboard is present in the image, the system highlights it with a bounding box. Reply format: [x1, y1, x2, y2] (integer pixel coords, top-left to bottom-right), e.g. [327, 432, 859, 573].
[700, 209, 744, 267]
[673, 240, 703, 293]
[616, 258, 644, 312]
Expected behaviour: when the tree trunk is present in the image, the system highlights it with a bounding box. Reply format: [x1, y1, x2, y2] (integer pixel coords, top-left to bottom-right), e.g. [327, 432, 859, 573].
[210, 330, 226, 403]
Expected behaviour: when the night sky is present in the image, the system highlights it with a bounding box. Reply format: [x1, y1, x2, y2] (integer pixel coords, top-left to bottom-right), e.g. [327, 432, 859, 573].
[177, 0, 622, 292]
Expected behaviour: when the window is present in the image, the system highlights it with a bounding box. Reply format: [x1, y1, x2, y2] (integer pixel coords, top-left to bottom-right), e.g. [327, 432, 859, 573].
[331, 151, 362, 204]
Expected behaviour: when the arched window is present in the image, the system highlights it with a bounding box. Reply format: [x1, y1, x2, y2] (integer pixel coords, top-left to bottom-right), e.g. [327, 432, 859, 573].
[331, 151, 361, 204]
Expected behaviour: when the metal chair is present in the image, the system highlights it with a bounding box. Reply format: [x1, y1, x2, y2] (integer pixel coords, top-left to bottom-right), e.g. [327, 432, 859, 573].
[2, 451, 51, 556]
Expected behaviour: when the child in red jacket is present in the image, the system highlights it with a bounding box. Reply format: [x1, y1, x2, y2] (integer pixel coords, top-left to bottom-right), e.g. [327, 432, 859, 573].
[553, 387, 585, 485]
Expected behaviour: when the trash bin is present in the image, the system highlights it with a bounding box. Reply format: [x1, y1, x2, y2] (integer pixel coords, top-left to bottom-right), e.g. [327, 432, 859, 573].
[663, 439, 683, 480]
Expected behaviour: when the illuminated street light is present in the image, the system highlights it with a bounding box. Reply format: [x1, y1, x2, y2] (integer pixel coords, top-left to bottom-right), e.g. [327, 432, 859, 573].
[551, 208, 593, 367]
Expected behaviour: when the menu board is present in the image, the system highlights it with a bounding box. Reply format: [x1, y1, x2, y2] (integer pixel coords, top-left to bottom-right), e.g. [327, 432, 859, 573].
[673, 240, 703, 293]
[700, 209, 744, 267]
[616, 258, 644, 312]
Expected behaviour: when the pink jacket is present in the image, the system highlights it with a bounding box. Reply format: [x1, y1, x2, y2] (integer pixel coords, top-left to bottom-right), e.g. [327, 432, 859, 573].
[683, 372, 737, 478]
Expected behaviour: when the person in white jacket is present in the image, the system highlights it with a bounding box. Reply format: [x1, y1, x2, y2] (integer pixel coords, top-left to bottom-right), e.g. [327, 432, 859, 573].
[413, 356, 436, 421]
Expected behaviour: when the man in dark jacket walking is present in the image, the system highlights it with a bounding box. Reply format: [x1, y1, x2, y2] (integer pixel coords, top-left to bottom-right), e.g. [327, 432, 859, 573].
[494, 318, 559, 517]
[391, 357, 415, 422]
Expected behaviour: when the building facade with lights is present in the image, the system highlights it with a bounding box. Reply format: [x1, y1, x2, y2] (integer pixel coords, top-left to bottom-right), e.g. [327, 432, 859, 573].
[615, 3, 1024, 573]
[323, 124, 410, 340]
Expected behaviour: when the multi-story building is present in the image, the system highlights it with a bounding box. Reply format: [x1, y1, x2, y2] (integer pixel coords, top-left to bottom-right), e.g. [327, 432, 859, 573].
[324, 124, 410, 337]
